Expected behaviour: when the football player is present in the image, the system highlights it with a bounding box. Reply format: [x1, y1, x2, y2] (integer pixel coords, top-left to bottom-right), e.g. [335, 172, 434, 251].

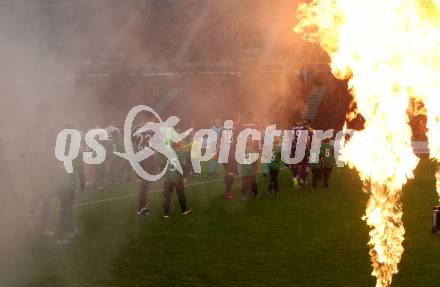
[132, 112, 156, 216]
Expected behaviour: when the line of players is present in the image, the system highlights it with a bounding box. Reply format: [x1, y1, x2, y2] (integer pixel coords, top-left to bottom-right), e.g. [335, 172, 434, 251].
[221, 118, 336, 201]
[63, 114, 337, 222]
[0, 106, 335, 245]
[132, 113, 336, 218]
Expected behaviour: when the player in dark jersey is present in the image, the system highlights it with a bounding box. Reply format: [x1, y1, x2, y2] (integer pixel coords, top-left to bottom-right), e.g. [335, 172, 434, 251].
[183, 125, 196, 176]
[55, 126, 85, 245]
[309, 148, 322, 189]
[290, 119, 312, 188]
[94, 118, 109, 191]
[26, 103, 58, 235]
[266, 137, 282, 196]
[240, 117, 262, 174]
[222, 115, 241, 200]
[309, 138, 335, 189]
[321, 138, 335, 188]
[108, 129, 123, 185]
[240, 140, 259, 200]
[223, 137, 237, 199]
[224, 159, 237, 200]
[162, 141, 191, 218]
[209, 119, 222, 176]
[301, 119, 314, 186]
[289, 120, 305, 187]
[132, 112, 157, 216]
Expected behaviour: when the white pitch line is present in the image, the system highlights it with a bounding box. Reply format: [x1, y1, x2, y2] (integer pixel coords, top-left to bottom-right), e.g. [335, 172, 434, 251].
[74, 177, 225, 208]
[74, 167, 288, 209]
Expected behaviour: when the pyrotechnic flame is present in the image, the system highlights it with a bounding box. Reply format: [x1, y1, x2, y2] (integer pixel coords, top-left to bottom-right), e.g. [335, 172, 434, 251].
[295, 0, 440, 286]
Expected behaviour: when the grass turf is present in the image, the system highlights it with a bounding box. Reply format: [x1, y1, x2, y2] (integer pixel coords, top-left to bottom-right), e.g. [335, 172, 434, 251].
[1, 160, 440, 287]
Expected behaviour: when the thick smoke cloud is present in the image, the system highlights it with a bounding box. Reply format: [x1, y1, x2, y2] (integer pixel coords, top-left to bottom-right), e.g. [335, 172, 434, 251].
[0, 1, 329, 285]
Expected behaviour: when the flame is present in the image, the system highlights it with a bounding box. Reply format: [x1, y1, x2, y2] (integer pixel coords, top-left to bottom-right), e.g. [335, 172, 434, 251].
[295, 0, 440, 286]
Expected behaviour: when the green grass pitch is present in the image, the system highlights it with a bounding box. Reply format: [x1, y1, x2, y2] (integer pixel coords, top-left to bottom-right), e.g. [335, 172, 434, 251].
[2, 160, 440, 287]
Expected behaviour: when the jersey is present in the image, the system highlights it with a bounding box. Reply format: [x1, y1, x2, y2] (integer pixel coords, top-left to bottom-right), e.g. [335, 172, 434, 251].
[211, 126, 223, 144]
[240, 147, 259, 176]
[94, 127, 111, 163]
[321, 143, 335, 169]
[25, 121, 58, 193]
[309, 149, 321, 170]
[241, 162, 258, 176]
[106, 125, 121, 138]
[309, 142, 335, 169]
[56, 157, 84, 194]
[164, 149, 187, 183]
[182, 135, 192, 153]
[269, 147, 282, 170]
[290, 125, 311, 164]
[109, 136, 124, 162]
[224, 125, 239, 167]
[159, 126, 175, 147]
[132, 123, 156, 174]
[241, 121, 261, 150]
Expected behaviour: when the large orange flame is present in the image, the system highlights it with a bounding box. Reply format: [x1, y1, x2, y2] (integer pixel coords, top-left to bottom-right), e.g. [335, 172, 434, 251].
[295, 0, 440, 286]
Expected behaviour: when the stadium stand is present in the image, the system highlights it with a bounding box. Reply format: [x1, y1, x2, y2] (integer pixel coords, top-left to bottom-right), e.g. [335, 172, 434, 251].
[184, 0, 281, 64]
[3, 0, 328, 69]
[311, 76, 350, 131]
[4, 0, 341, 129]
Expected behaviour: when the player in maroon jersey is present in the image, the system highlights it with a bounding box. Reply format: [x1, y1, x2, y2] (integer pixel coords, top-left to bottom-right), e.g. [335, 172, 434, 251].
[132, 112, 157, 216]
[223, 114, 241, 200]
[290, 119, 312, 188]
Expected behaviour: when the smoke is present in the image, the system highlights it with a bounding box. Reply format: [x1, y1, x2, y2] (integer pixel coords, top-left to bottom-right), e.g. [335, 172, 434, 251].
[0, 0, 329, 285]
[0, 2, 105, 285]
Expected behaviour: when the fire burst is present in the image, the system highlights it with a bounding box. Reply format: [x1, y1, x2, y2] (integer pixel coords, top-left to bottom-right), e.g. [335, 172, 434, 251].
[295, 0, 440, 286]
